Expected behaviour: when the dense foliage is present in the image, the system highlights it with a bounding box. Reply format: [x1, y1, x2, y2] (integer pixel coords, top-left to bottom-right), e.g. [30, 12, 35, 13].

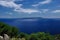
[0, 22, 18, 37]
[0, 22, 60, 40]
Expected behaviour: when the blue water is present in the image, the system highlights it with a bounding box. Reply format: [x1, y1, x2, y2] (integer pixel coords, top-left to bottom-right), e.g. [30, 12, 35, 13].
[0, 18, 60, 34]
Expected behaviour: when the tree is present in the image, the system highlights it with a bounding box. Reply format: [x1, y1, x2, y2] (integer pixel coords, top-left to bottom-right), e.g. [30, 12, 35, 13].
[0, 22, 18, 37]
[28, 33, 38, 40]
[36, 32, 55, 40]
[8, 27, 18, 37]
[55, 34, 60, 40]
[17, 32, 26, 38]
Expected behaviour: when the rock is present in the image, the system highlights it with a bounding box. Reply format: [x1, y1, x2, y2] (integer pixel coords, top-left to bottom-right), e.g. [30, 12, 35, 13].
[4, 34, 10, 40]
[21, 38, 25, 40]
[11, 38, 18, 40]
[18, 38, 21, 40]
[0, 36, 3, 40]
[18, 38, 25, 40]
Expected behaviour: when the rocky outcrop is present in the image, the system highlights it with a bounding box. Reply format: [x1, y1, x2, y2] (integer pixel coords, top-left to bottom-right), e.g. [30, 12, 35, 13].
[0, 34, 10, 40]
[0, 36, 3, 40]
[4, 34, 10, 40]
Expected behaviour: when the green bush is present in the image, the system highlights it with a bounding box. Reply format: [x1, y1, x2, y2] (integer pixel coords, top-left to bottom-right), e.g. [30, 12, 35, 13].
[0, 22, 18, 37]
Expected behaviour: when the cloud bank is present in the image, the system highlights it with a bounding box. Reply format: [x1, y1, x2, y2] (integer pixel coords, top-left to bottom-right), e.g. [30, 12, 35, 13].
[0, 0, 39, 14]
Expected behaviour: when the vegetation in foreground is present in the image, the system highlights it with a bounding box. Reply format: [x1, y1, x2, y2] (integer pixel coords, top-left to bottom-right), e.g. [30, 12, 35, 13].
[0, 22, 60, 40]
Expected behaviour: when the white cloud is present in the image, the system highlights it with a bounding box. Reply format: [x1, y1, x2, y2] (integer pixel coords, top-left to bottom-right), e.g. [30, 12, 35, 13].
[16, 19, 38, 21]
[0, 0, 39, 14]
[14, 8, 40, 14]
[52, 10, 60, 13]
[40, 0, 51, 4]
[0, 0, 15, 1]
[6, 12, 13, 15]
[9, 13, 13, 14]
[0, 1, 22, 9]
[41, 9, 49, 13]
[0, 0, 23, 2]
[32, 0, 52, 7]
[0, 16, 18, 18]
[57, 6, 60, 7]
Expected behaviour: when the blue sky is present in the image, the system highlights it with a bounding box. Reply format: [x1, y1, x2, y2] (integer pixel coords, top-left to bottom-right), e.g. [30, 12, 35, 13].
[0, 0, 60, 18]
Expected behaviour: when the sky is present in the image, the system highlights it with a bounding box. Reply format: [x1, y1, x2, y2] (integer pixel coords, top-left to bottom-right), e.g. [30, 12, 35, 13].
[0, 0, 60, 18]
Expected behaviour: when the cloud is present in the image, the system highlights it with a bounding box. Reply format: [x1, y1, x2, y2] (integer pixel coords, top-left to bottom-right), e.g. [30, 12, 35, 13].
[0, 16, 18, 18]
[0, 0, 23, 2]
[14, 8, 40, 14]
[0, 1, 22, 9]
[40, 0, 51, 4]
[0, 0, 39, 14]
[16, 19, 38, 21]
[41, 9, 49, 13]
[52, 10, 60, 13]
[32, 0, 52, 7]
[6, 12, 13, 15]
